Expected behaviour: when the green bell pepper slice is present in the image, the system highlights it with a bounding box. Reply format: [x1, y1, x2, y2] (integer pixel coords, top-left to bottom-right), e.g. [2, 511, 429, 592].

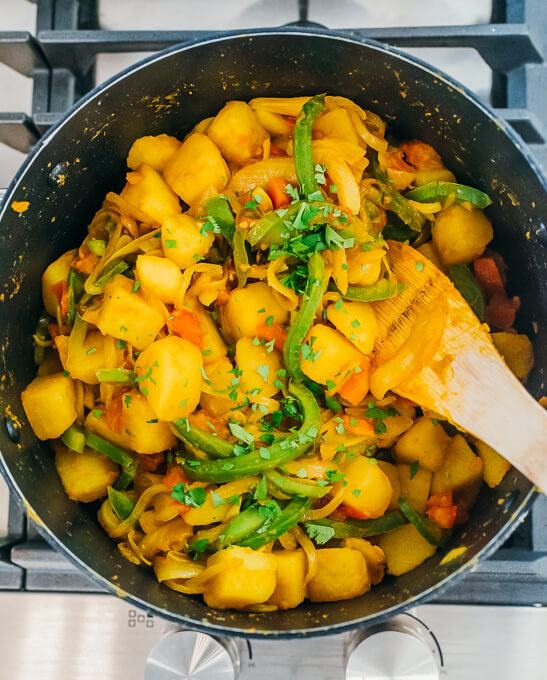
[339, 278, 406, 302]
[304, 511, 407, 539]
[265, 469, 331, 498]
[405, 181, 492, 209]
[294, 94, 326, 198]
[181, 381, 320, 483]
[283, 251, 325, 381]
[217, 505, 266, 548]
[448, 264, 485, 322]
[60, 423, 86, 454]
[33, 311, 52, 366]
[172, 419, 235, 459]
[107, 486, 135, 520]
[238, 496, 311, 549]
[95, 368, 136, 385]
[398, 497, 450, 547]
[372, 158, 425, 233]
[84, 430, 137, 491]
[233, 229, 249, 287]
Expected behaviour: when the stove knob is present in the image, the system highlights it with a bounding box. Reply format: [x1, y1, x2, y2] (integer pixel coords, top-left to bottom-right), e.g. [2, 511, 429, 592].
[346, 628, 439, 680]
[145, 630, 239, 680]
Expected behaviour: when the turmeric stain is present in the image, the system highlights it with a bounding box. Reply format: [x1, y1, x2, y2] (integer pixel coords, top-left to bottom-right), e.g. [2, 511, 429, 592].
[11, 201, 29, 214]
[440, 546, 466, 564]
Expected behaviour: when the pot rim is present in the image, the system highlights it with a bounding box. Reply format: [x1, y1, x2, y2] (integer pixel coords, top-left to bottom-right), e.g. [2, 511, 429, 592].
[0, 27, 542, 638]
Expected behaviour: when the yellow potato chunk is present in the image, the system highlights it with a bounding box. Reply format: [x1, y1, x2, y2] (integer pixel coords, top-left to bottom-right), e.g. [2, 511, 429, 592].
[41, 249, 77, 316]
[377, 461, 401, 510]
[343, 538, 387, 585]
[136, 254, 184, 304]
[21, 373, 77, 440]
[314, 107, 362, 145]
[491, 332, 534, 380]
[326, 300, 378, 355]
[397, 464, 432, 514]
[220, 282, 289, 343]
[200, 358, 235, 417]
[432, 205, 493, 266]
[161, 213, 213, 270]
[121, 163, 181, 223]
[83, 390, 176, 455]
[300, 324, 364, 388]
[431, 434, 484, 494]
[346, 248, 384, 287]
[377, 523, 436, 576]
[127, 134, 181, 172]
[54, 442, 119, 503]
[307, 548, 369, 602]
[135, 336, 202, 421]
[394, 416, 450, 472]
[269, 550, 307, 610]
[417, 241, 443, 270]
[96, 275, 166, 351]
[54, 331, 124, 385]
[340, 456, 393, 519]
[235, 337, 283, 399]
[475, 440, 511, 488]
[204, 546, 277, 610]
[163, 133, 229, 206]
[207, 101, 269, 165]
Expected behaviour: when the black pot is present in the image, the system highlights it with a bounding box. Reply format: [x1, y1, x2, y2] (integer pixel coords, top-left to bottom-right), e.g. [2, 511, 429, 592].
[0, 29, 545, 638]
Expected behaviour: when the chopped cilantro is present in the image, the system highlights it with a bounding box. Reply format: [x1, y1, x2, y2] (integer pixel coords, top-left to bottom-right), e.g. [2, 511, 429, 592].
[131, 280, 140, 294]
[352, 489, 362, 498]
[116, 339, 126, 349]
[228, 422, 254, 446]
[62, 369, 70, 377]
[86, 347, 97, 355]
[334, 298, 344, 312]
[92, 409, 102, 419]
[410, 460, 420, 479]
[253, 476, 268, 500]
[415, 261, 424, 272]
[305, 523, 335, 545]
[171, 484, 207, 508]
[257, 364, 270, 383]
[210, 491, 227, 508]
[164, 239, 177, 249]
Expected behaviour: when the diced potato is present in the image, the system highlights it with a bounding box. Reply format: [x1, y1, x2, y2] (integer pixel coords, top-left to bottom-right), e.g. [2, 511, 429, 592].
[326, 300, 378, 355]
[54, 442, 119, 502]
[432, 205, 493, 266]
[377, 461, 401, 510]
[84, 409, 131, 450]
[340, 456, 393, 519]
[377, 523, 436, 576]
[135, 336, 203, 421]
[127, 134, 181, 172]
[346, 249, 384, 287]
[417, 241, 443, 270]
[200, 358, 235, 417]
[431, 434, 484, 494]
[122, 389, 176, 453]
[186, 299, 227, 364]
[135, 255, 184, 304]
[397, 464, 432, 514]
[163, 133, 230, 206]
[96, 275, 166, 351]
[41, 249, 77, 316]
[184, 488, 239, 526]
[235, 337, 283, 399]
[269, 550, 307, 610]
[374, 415, 415, 449]
[300, 324, 364, 388]
[314, 107, 362, 145]
[204, 546, 277, 610]
[21, 373, 77, 440]
[121, 163, 181, 223]
[207, 101, 269, 165]
[54, 331, 124, 384]
[162, 213, 214, 270]
[342, 538, 386, 585]
[491, 332, 534, 380]
[394, 416, 450, 472]
[307, 548, 369, 602]
[475, 439, 511, 488]
[220, 282, 289, 343]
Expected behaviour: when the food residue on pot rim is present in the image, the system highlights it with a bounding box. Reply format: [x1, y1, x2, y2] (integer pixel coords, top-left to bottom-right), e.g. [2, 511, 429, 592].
[11, 201, 29, 214]
[440, 546, 467, 565]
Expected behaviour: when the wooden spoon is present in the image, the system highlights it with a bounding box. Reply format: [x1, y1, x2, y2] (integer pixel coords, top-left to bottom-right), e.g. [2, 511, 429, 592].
[371, 240, 547, 490]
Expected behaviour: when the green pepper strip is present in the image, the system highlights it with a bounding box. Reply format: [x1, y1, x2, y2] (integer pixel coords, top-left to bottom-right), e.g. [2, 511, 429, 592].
[66, 268, 86, 324]
[94, 260, 129, 289]
[217, 506, 266, 548]
[84, 430, 137, 491]
[60, 423, 86, 453]
[398, 497, 450, 547]
[372, 157, 425, 233]
[86, 238, 106, 256]
[96, 368, 136, 385]
[305, 511, 408, 539]
[107, 486, 135, 520]
[338, 278, 406, 302]
[265, 469, 331, 498]
[283, 251, 325, 381]
[206, 195, 235, 244]
[33, 311, 53, 366]
[238, 496, 311, 549]
[172, 419, 235, 459]
[233, 230, 249, 287]
[181, 381, 320, 483]
[405, 181, 492, 209]
[247, 202, 300, 246]
[448, 264, 485, 322]
[294, 94, 326, 198]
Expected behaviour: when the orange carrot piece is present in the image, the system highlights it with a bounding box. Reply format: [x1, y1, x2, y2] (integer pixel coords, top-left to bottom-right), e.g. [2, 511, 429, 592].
[269, 143, 287, 157]
[473, 256, 505, 298]
[341, 413, 375, 436]
[50, 280, 69, 317]
[170, 309, 203, 347]
[164, 466, 188, 490]
[338, 361, 371, 406]
[487, 293, 519, 330]
[256, 320, 287, 351]
[426, 504, 457, 529]
[400, 141, 443, 170]
[137, 452, 165, 472]
[105, 395, 124, 433]
[267, 176, 292, 209]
